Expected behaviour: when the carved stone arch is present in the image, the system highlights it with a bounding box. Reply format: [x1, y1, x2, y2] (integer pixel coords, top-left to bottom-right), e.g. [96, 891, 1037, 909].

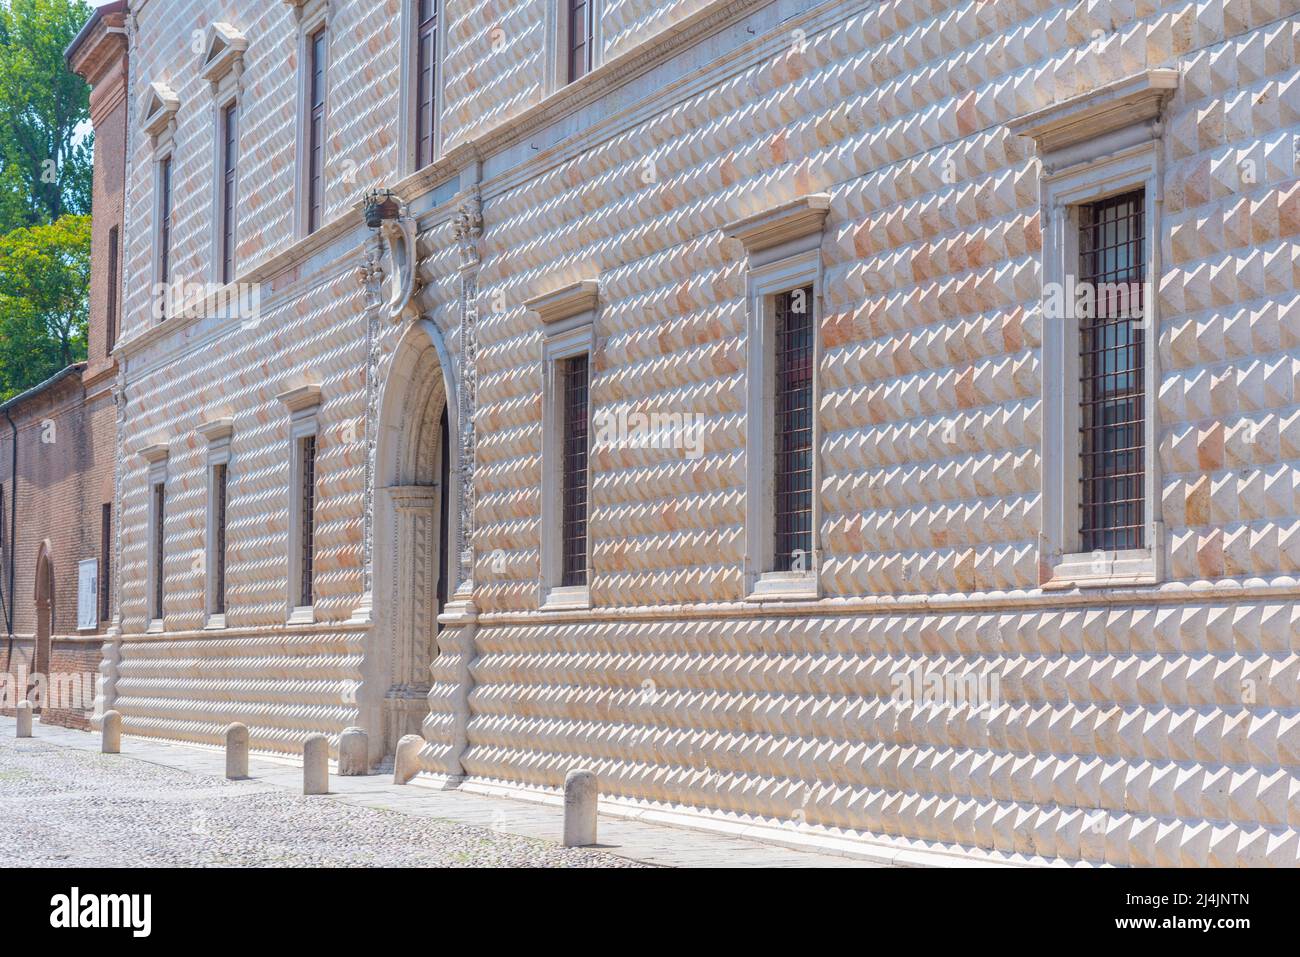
[363, 318, 460, 760]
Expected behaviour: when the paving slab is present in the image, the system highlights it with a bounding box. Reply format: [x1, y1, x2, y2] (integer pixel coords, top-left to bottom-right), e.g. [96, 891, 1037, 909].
[1, 717, 891, 868]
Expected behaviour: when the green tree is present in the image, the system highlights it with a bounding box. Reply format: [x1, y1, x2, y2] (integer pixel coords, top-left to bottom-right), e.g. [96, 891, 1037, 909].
[0, 0, 93, 233]
[0, 212, 89, 398]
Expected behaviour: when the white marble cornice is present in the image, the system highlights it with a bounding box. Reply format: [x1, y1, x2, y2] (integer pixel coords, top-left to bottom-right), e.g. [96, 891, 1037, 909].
[1008, 69, 1180, 155]
[196, 417, 234, 444]
[525, 281, 600, 325]
[139, 442, 169, 465]
[276, 384, 323, 414]
[724, 194, 831, 255]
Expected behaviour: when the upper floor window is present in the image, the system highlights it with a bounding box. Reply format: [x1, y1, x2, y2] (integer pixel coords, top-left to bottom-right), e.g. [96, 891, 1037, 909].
[306, 26, 328, 234]
[415, 0, 440, 169]
[157, 155, 173, 292]
[566, 0, 594, 82]
[220, 102, 239, 283]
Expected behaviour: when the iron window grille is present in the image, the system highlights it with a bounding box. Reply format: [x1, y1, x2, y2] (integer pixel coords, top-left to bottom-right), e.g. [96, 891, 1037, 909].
[560, 354, 590, 587]
[415, 0, 439, 169]
[214, 464, 228, 615]
[307, 28, 327, 234]
[152, 482, 165, 619]
[773, 285, 814, 572]
[158, 156, 172, 318]
[221, 102, 238, 284]
[1078, 189, 1146, 552]
[299, 435, 317, 607]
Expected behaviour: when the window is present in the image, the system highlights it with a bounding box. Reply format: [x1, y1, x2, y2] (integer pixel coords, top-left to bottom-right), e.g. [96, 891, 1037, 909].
[1078, 190, 1146, 552]
[198, 417, 234, 625]
[106, 226, 119, 353]
[1010, 69, 1174, 587]
[151, 481, 165, 621]
[306, 27, 327, 234]
[772, 286, 814, 572]
[530, 280, 598, 609]
[298, 434, 317, 608]
[277, 384, 321, 621]
[725, 194, 828, 601]
[213, 463, 228, 615]
[415, 0, 439, 169]
[157, 155, 173, 296]
[567, 0, 594, 82]
[220, 102, 238, 284]
[99, 503, 111, 623]
[560, 354, 590, 587]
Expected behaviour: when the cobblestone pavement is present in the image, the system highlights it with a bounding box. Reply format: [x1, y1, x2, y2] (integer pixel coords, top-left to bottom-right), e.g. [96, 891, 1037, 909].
[0, 736, 646, 868]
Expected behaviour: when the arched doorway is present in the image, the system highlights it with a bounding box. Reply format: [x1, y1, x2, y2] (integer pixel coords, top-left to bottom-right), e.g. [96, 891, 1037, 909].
[32, 544, 54, 710]
[370, 320, 458, 761]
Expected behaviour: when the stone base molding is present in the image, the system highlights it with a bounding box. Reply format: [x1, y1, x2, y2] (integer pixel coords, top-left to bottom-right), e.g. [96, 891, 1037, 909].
[111, 626, 366, 755]
[418, 598, 478, 779]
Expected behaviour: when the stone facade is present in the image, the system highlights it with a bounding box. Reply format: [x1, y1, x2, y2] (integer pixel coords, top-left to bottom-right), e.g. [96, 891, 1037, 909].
[107, 0, 1300, 866]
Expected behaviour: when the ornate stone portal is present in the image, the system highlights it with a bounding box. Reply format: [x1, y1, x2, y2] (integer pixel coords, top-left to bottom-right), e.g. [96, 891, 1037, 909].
[359, 183, 479, 768]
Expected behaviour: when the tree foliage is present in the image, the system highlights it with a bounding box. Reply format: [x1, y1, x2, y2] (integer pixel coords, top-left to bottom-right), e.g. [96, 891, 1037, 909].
[0, 0, 92, 399]
[0, 213, 89, 398]
[0, 0, 93, 231]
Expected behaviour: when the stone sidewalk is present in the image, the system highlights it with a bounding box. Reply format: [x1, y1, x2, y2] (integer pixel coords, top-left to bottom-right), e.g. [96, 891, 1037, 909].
[0, 716, 889, 868]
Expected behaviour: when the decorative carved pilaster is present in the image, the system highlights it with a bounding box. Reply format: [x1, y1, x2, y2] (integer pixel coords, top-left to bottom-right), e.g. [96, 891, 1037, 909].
[451, 187, 482, 597]
[353, 234, 385, 623]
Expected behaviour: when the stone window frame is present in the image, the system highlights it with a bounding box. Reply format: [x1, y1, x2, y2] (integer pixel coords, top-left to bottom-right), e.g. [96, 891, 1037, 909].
[139, 82, 179, 319]
[278, 384, 322, 624]
[398, 0, 448, 176]
[199, 23, 247, 286]
[287, 0, 332, 239]
[726, 195, 829, 602]
[1011, 71, 1177, 589]
[546, 0, 603, 95]
[198, 418, 234, 629]
[529, 281, 599, 611]
[141, 443, 170, 633]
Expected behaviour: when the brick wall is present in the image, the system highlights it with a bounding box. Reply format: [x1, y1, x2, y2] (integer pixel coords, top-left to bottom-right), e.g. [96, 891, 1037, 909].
[0, 376, 114, 728]
[0, 5, 129, 730]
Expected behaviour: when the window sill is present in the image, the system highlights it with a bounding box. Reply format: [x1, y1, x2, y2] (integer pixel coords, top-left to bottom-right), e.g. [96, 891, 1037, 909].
[1042, 549, 1158, 590]
[539, 585, 590, 612]
[287, 605, 315, 625]
[746, 572, 819, 602]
